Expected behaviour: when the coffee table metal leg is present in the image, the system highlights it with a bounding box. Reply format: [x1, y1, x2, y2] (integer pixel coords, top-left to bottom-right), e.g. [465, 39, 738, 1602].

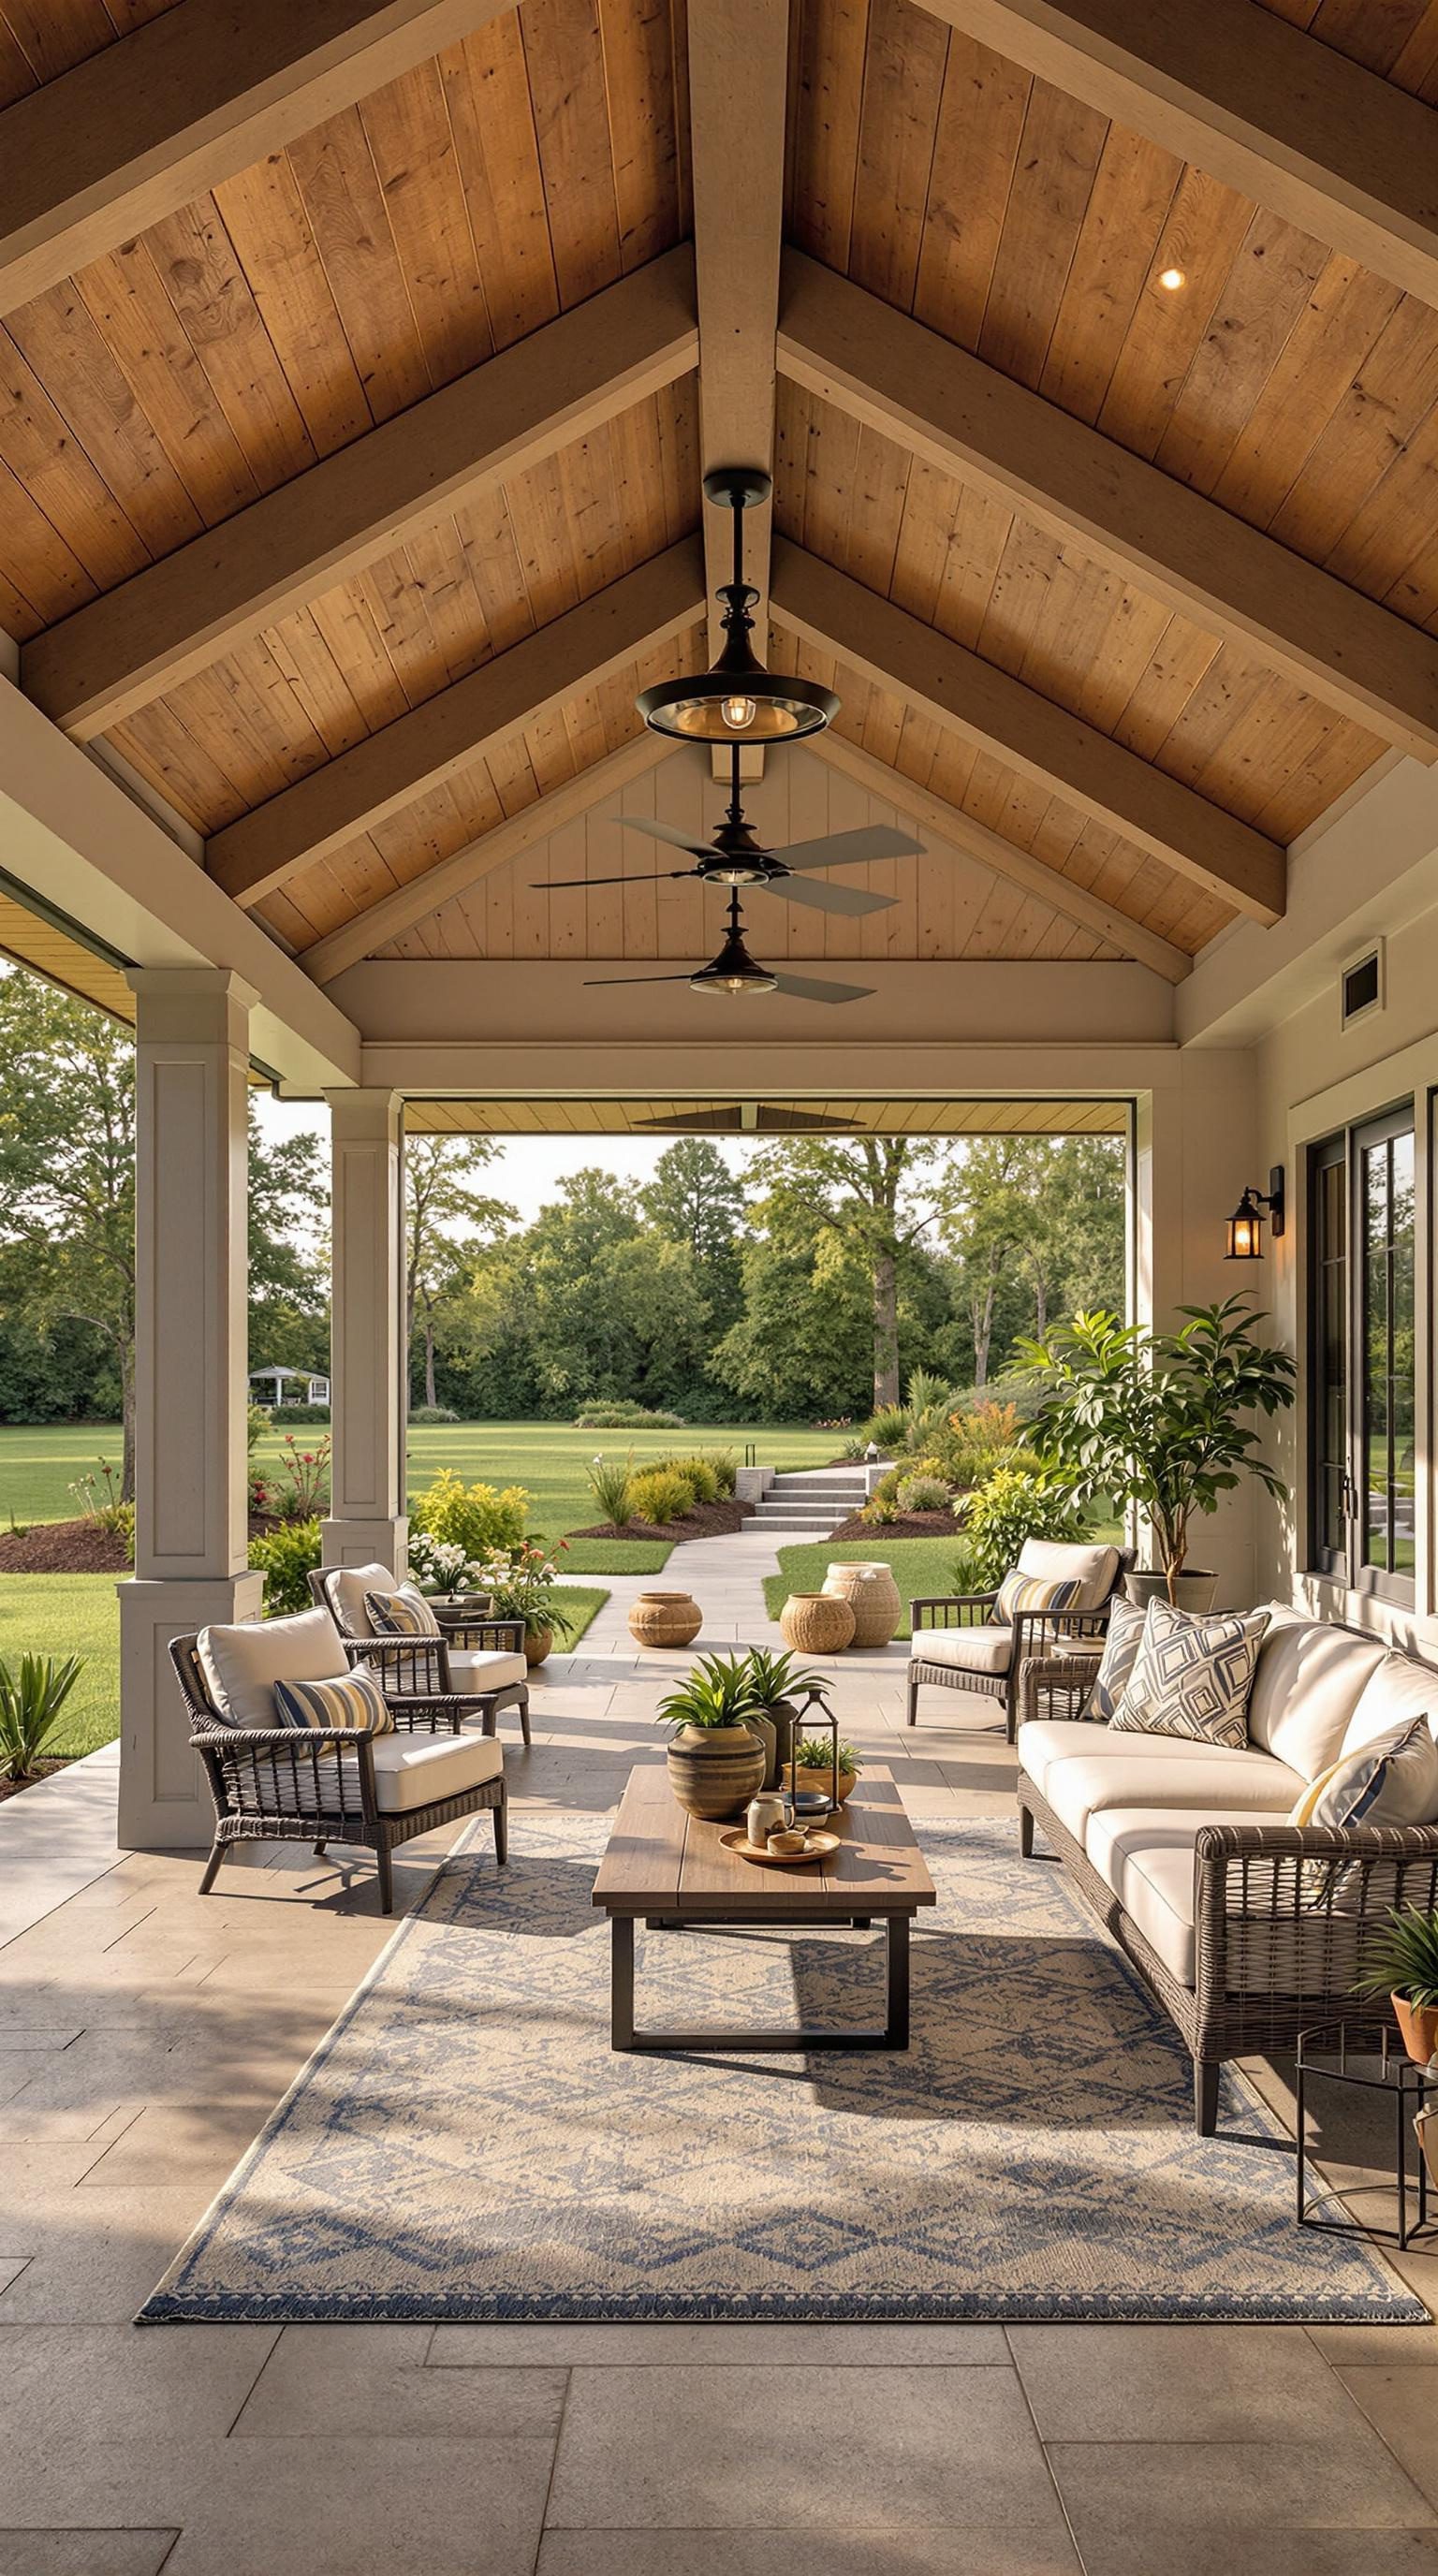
[887, 1913, 910, 2048]
[611, 1914, 636, 2051]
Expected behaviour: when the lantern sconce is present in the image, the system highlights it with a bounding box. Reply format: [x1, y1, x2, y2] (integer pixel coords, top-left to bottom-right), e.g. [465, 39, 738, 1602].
[1225, 1166, 1285, 1262]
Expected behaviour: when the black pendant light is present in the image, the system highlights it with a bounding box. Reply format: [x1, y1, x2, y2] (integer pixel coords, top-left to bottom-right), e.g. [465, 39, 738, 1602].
[636, 469, 840, 743]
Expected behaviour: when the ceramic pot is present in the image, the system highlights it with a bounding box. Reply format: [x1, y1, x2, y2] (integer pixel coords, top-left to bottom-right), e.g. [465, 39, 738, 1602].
[522, 1627, 552, 1668]
[1123, 1568, 1220, 1616]
[628, 1590, 703, 1648]
[780, 1592, 857, 1655]
[1391, 1993, 1438, 2067]
[822, 1559, 902, 1647]
[757, 1696, 799, 1785]
[792, 1761, 858, 1808]
[742, 1705, 779, 1790]
[667, 1723, 767, 1821]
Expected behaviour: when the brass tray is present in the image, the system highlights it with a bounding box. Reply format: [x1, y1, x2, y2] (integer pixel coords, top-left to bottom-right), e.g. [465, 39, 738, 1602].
[719, 1827, 841, 1869]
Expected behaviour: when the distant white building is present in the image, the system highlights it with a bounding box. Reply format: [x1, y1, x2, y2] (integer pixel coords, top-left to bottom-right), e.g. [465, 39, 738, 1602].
[249, 1366, 330, 1409]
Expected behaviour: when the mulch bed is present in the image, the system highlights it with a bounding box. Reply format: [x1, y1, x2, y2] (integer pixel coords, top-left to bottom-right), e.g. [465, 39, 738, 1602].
[826, 1508, 960, 1542]
[0, 1758, 68, 1804]
[569, 1497, 756, 1544]
[0, 1517, 130, 1573]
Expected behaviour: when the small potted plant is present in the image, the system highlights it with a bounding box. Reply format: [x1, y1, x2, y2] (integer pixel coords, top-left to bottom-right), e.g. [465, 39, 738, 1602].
[738, 1646, 827, 1786]
[408, 1530, 489, 1608]
[792, 1735, 862, 1808]
[1354, 1903, 1438, 2066]
[659, 1653, 769, 1819]
[476, 1541, 577, 1667]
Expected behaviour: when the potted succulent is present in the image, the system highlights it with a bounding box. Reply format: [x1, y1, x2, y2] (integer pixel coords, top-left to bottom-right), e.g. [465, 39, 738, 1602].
[1018, 1296, 1296, 1612]
[1354, 1904, 1438, 2067]
[792, 1734, 862, 1808]
[739, 1645, 827, 1787]
[659, 1653, 769, 1820]
[475, 1540, 577, 1667]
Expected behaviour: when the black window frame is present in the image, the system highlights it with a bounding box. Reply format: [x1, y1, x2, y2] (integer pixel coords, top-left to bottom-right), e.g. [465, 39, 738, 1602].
[1306, 1102, 1416, 1607]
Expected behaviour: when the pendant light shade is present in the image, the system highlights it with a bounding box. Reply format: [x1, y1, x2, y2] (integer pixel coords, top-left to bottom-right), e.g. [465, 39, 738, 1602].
[636, 470, 840, 744]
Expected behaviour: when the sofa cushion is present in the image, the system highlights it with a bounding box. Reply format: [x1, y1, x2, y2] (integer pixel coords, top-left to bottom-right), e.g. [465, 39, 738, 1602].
[369, 1729, 504, 1815]
[1246, 1607, 1387, 1780]
[1039, 1735, 1302, 1844]
[197, 1605, 346, 1730]
[1017, 1718, 1114, 1793]
[448, 1648, 528, 1694]
[1343, 1647, 1438, 1761]
[1110, 1601, 1270, 1749]
[1085, 1807, 1373, 1998]
[1016, 1538, 1120, 1614]
[321, 1563, 399, 1640]
[912, 1622, 1014, 1677]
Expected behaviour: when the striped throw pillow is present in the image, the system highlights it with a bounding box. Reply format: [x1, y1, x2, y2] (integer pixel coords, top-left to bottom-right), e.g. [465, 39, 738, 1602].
[272, 1666, 393, 1736]
[993, 1570, 1083, 1623]
[364, 1584, 441, 1638]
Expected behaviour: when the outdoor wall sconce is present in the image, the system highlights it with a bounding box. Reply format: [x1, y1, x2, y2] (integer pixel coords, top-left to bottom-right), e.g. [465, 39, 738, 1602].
[1225, 1167, 1285, 1261]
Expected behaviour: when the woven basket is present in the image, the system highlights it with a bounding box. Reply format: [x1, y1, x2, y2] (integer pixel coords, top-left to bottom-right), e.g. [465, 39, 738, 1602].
[779, 1591, 857, 1654]
[822, 1560, 901, 1647]
[627, 1589, 703, 1648]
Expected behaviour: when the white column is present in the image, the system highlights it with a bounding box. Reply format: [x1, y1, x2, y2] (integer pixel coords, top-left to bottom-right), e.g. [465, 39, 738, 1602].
[119, 970, 263, 1851]
[322, 1088, 408, 1572]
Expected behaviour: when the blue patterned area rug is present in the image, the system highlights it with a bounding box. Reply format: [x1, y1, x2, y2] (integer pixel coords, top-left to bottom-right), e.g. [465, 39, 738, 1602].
[139, 1816, 1427, 2324]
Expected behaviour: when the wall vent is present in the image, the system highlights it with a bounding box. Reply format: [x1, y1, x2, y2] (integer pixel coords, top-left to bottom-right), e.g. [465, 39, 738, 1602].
[1340, 944, 1383, 1029]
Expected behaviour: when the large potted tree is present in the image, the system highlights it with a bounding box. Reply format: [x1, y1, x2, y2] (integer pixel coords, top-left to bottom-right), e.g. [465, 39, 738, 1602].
[1018, 1296, 1296, 1612]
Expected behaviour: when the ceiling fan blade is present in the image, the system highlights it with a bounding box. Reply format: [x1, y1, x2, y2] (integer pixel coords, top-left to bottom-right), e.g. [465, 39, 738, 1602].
[772, 971, 875, 1005]
[530, 870, 693, 889]
[619, 814, 714, 857]
[753, 873, 896, 917]
[582, 972, 698, 987]
[773, 825, 925, 871]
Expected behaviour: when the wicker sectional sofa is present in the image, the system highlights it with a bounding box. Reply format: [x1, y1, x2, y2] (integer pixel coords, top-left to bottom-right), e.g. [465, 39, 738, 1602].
[1015, 1604, 1438, 2131]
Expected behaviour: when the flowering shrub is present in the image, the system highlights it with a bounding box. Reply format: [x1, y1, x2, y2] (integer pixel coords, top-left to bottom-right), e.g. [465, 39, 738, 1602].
[476, 1539, 576, 1640]
[407, 1530, 486, 1596]
[68, 1456, 132, 1544]
[270, 1433, 330, 1521]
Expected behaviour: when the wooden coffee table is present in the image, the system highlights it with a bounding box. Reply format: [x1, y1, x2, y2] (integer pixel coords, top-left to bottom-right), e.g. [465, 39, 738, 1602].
[593, 1761, 935, 2053]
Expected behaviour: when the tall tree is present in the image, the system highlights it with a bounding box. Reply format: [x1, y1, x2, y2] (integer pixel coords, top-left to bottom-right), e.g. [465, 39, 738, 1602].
[639, 1138, 747, 1335]
[404, 1135, 514, 1407]
[0, 973, 138, 1490]
[749, 1138, 954, 1408]
[247, 1105, 330, 1374]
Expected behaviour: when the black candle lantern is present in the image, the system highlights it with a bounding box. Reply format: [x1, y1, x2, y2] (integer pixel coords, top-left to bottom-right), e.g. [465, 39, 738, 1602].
[788, 1684, 841, 1821]
[1225, 1166, 1285, 1262]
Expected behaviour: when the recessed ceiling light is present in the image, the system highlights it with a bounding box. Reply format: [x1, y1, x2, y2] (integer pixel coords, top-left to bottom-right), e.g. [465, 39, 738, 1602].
[1157, 264, 1187, 292]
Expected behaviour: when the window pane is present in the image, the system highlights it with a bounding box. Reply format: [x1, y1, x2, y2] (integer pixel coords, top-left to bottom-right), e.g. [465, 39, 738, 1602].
[1392, 1131, 1416, 1575]
[1359, 1125, 1415, 1580]
[1311, 1142, 1347, 1567]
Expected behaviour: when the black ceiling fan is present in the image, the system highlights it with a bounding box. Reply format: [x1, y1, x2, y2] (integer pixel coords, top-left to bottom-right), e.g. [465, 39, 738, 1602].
[583, 886, 874, 1005]
[531, 746, 923, 920]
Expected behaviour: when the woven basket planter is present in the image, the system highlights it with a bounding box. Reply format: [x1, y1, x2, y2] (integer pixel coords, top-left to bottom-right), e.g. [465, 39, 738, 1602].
[667, 1723, 767, 1821]
[780, 1591, 857, 1654]
[627, 1589, 703, 1649]
[822, 1560, 901, 1647]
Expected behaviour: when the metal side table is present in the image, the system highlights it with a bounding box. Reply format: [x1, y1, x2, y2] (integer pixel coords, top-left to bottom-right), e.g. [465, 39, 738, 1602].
[1297, 2021, 1438, 2252]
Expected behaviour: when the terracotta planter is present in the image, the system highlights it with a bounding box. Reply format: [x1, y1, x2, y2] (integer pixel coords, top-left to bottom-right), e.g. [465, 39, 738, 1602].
[628, 1589, 703, 1649]
[1391, 1993, 1438, 2067]
[780, 1592, 857, 1654]
[522, 1627, 552, 1668]
[667, 1723, 767, 1821]
[822, 1559, 902, 1647]
[1123, 1568, 1220, 1616]
[792, 1761, 858, 1808]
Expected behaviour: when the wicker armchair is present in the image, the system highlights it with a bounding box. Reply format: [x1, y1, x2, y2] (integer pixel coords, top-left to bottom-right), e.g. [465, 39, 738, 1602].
[907, 1545, 1131, 1741]
[1016, 1651, 1438, 2131]
[170, 1632, 506, 1914]
[308, 1565, 531, 1745]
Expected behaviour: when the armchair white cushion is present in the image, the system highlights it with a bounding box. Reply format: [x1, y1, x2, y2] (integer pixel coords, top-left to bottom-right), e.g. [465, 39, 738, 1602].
[197, 1605, 347, 1730]
[370, 1729, 504, 1814]
[319, 1563, 400, 1639]
[448, 1647, 529, 1692]
[1014, 1539, 1120, 1613]
[910, 1623, 1016, 1676]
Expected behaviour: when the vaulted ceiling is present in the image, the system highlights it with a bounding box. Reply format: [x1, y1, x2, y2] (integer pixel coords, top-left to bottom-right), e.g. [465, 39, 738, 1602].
[2, 0, 1437, 996]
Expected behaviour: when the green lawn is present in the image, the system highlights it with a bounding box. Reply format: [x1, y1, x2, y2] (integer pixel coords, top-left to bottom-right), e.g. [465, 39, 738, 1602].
[763, 1524, 1124, 1638]
[0, 1572, 611, 1763]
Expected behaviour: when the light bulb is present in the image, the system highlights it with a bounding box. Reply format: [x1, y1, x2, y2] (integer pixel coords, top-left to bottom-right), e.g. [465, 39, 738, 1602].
[1157, 264, 1186, 292]
[720, 695, 757, 730]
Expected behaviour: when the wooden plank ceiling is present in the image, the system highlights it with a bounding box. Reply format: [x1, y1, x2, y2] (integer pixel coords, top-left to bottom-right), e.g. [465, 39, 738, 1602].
[1, 0, 1437, 995]
[404, 1091, 1131, 1132]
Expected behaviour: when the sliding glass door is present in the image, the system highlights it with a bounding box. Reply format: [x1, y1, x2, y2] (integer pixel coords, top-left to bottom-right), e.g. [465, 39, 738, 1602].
[1308, 1105, 1416, 1604]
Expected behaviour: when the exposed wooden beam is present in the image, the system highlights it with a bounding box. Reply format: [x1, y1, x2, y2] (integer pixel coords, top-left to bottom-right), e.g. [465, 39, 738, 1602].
[914, 0, 1438, 311]
[778, 251, 1438, 765]
[301, 734, 676, 985]
[811, 729, 1191, 985]
[0, 0, 516, 315]
[23, 249, 698, 743]
[208, 539, 706, 908]
[687, 0, 788, 754]
[770, 539, 1284, 923]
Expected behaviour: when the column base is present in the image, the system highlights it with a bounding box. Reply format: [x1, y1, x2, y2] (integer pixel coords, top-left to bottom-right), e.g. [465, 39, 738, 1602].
[320, 1516, 409, 1574]
[118, 1573, 264, 1851]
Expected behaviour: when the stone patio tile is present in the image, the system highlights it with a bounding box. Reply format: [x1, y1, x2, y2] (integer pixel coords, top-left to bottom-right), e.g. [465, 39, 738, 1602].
[235, 2324, 567, 2437]
[0, 2186, 214, 2322]
[75, 2097, 285, 2189]
[0, 2323, 275, 2443]
[1048, 2437, 1435, 2536]
[1008, 2323, 1371, 2439]
[547, 2364, 1053, 2528]
[0, 2258, 29, 2293]
[0, 2535, 179, 2575]
[1066, 2529, 1438, 2575]
[537, 2530, 1080, 2575]
[1309, 2322, 1438, 2364]
[1334, 2367, 1438, 2506]
[430, 2323, 1006, 2365]
[0, 2027, 82, 2050]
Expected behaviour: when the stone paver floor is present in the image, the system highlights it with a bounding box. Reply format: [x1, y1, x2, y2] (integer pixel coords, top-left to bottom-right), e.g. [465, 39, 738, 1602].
[1, 1642, 1436, 2574]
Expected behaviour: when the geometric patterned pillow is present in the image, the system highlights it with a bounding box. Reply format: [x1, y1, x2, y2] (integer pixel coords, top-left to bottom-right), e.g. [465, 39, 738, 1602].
[1109, 1601, 1271, 1751]
[364, 1584, 441, 1637]
[992, 1570, 1083, 1623]
[1087, 1595, 1148, 1723]
[272, 1664, 394, 1735]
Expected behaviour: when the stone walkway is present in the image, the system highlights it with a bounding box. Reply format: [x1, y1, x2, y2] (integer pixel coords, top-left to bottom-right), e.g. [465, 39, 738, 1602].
[564, 1471, 871, 1651]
